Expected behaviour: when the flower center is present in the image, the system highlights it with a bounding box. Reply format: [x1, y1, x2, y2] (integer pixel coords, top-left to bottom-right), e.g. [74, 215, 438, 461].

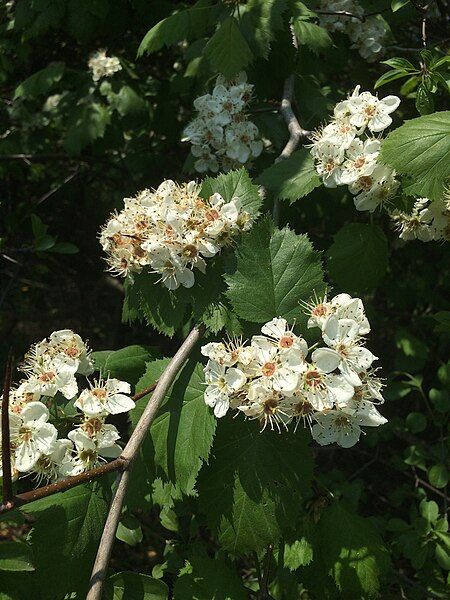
[261, 362, 276, 377]
[65, 346, 80, 358]
[263, 397, 279, 414]
[354, 157, 366, 169]
[39, 371, 56, 383]
[364, 104, 377, 117]
[205, 209, 220, 222]
[19, 427, 32, 442]
[83, 418, 103, 437]
[279, 335, 294, 348]
[92, 388, 107, 400]
[305, 370, 322, 387]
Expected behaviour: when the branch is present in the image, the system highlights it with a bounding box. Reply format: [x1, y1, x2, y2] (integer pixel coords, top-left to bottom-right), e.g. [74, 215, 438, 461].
[0, 383, 157, 513]
[273, 74, 310, 224]
[314, 9, 389, 21]
[86, 324, 205, 600]
[1, 353, 14, 506]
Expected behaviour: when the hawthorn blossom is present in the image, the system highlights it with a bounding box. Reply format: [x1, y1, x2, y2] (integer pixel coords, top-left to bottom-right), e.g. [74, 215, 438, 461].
[74, 377, 134, 416]
[391, 197, 450, 243]
[182, 73, 263, 173]
[7, 402, 58, 472]
[201, 295, 386, 448]
[309, 87, 400, 212]
[100, 180, 254, 288]
[88, 50, 122, 82]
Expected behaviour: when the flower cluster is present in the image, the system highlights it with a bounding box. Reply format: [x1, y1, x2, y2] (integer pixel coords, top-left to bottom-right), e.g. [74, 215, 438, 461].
[100, 179, 253, 289]
[182, 73, 263, 174]
[201, 294, 387, 448]
[309, 86, 400, 212]
[88, 50, 122, 82]
[390, 196, 450, 243]
[315, 0, 389, 62]
[0, 330, 135, 484]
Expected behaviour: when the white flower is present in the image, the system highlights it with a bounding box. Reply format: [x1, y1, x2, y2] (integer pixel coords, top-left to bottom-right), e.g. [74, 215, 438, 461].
[249, 337, 300, 395]
[390, 197, 449, 242]
[350, 164, 399, 212]
[204, 360, 247, 418]
[346, 87, 400, 133]
[6, 402, 58, 472]
[340, 138, 380, 185]
[260, 317, 309, 357]
[330, 293, 370, 335]
[88, 50, 122, 82]
[312, 141, 345, 188]
[183, 73, 263, 173]
[312, 410, 364, 448]
[238, 382, 292, 431]
[316, 317, 377, 386]
[20, 356, 78, 399]
[75, 377, 134, 417]
[31, 439, 73, 484]
[298, 361, 354, 411]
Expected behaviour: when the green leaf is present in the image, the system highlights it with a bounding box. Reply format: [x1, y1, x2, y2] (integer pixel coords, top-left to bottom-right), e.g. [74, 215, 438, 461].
[48, 242, 79, 254]
[134, 359, 216, 495]
[108, 86, 146, 116]
[30, 214, 48, 240]
[105, 572, 168, 599]
[257, 149, 321, 203]
[21, 481, 112, 598]
[203, 16, 253, 78]
[201, 300, 243, 335]
[429, 464, 449, 489]
[391, 0, 409, 11]
[226, 217, 325, 325]
[239, 0, 287, 59]
[138, 2, 216, 56]
[380, 111, 450, 200]
[420, 499, 439, 523]
[382, 57, 416, 71]
[374, 69, 412, 90]
[198, 419, 313, 554]
[293, 20, 332, 54]
[0, 542, 34, 572]
[116, 515, 144, 546]
[326, 223, 388, 293]
[433, 311, 450, 334]
[406, 412, 427, 433]
[91, 345, 161, 385]
[174, 555, 248, 599]
[64, 102, 111, 155]
[284, 538, 313, 571]
[200, 168, 262, 219]
[316, 502, 391, 597]
[14, 62, 65, 100]
[415, 84, 434, 115]
[435, 543, 450, 570]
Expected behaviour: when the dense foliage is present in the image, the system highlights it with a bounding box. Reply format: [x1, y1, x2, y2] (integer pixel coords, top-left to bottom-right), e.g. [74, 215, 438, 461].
[1, 1, 449, 598]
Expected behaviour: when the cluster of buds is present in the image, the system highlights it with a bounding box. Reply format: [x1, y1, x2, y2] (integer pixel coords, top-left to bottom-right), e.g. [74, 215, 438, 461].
[0, 330, 135, 484]
[182, 73, 263, 174]
[88, 50, 122, 82]
[201, 294, 387, 448]
[390, 196, 450, 243]
[309, 86, 400, 212]
[100, 179, 253, 289]
[315, 0, 389, 62]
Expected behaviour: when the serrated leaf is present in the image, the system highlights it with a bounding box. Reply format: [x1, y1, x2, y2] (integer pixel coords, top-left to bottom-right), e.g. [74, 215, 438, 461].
[198, 419, 313, 554]
[14, 62, 65, 100]
[239, 0, 287, 59]
[284, 538, 313, 571]
[173, 555, 248, 599]
[257, 149, 321, 202]
[91, 345, 161, 385]
[380, 111, 450, 200]
[0, 542, 34, 572]
[316, 502, 391, 597]
[201, 300, 243, 336]
[293, 20, 332, 54]
[64, 102, 111, 155]
[105, 572, 168, 599]
[200, 168, 262, 219]
[21, 481, 112, 598]
[226, 217, 325, 325]
[326, 223, 388, 293]
[138, 1, 216, 56]
[116, 515, 143, 546]
[134, 359, 216, 495]
[203, 17, 253, 78]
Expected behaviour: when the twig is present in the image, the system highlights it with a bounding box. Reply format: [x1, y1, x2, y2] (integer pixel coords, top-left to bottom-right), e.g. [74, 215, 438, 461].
[398, 570, 446, 599]
[314, 9, 388, 21]
[1, 352, 14, 506]
[259, 544, 274, 599]
[86, 325, 204, 600]
[36, 168, 83, 206]
[273, 74, 310, 224]
[0, 383, 157, 513]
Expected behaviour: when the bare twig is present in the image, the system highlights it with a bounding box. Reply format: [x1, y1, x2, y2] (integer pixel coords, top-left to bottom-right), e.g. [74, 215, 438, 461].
[86, 325, 205, 600]
[0, 383, 157, 514]
[273, 74, 311, 224]
[314, 9, 388, 21]
[258, 544, 274, 600]
[36, 168, 83, 206]
[1, 352, 14, 506]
